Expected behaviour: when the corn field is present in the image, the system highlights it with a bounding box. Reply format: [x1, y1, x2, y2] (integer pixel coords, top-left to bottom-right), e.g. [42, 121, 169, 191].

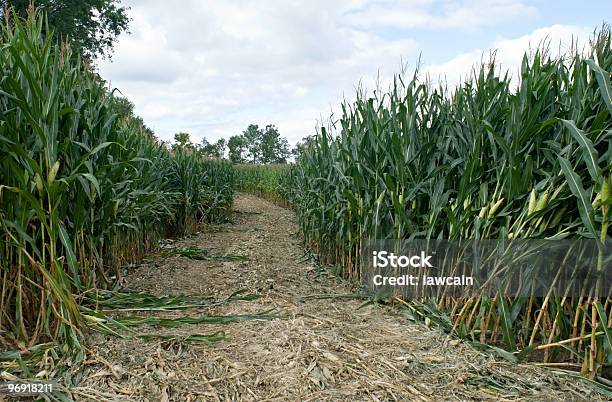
[3, 6, 612, 394]
[261, 28, 612, 376]
[236, 164, 290, 204]
[0, 12, 234, 356]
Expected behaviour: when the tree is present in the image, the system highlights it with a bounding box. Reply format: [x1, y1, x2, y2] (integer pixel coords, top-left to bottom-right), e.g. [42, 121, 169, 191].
[109, 95, 155, 138]
[2, 0, 130, 60]
[228, 124, 291, 164]
[199, 137, 213, 155]
[227, 135, 246, 163]
[132, 116, 155, 138]
[260, 124, 290, 163]
[111, 95, 134, 120]
[173, 132, 193, 150]
[241, 124, 262, 164]
[292, 135, 315, 161]
[200, 137, 210, 149]
[198, 137, 226, 158]
[214, 138, 227, 158]
[276, 137, 290, 163]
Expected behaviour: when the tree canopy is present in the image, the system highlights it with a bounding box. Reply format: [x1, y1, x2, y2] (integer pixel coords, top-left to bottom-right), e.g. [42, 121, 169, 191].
[1, 0, 130, 59]
[291, 135, 315, 161]
[228, 124, 290, 164]
[171, 124, 293, 164]
[110, 95, 155, 137]
[172, 132, 228, 159]
[200, 137, 226, 158]
[227, 135, 246, 163]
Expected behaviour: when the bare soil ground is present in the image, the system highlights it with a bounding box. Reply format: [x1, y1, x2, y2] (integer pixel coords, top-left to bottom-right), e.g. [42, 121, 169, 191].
[78, 194, 607, 401]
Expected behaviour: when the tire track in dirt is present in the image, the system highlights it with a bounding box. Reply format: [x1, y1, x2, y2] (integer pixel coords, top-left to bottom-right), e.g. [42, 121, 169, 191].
[80, 194, 606, 401]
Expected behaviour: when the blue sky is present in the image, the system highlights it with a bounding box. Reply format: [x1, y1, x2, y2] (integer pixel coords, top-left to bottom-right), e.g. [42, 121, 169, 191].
[97, 1, 610, 146]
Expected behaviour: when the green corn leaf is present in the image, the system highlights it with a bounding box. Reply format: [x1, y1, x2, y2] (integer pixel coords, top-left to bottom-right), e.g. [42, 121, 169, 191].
[497, 294, 517, 351]
[79, 173, 101, 197]
[586, 59, 612, 113]
[558, 156, 597, 238]
[595, 301, 612, 357]
[58, 223, 81, 288]
[560, 119, 601, 183]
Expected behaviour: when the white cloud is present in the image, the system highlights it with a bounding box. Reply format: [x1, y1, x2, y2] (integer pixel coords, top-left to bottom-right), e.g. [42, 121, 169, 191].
[98, 0, 422, 144]
[97, 1, 594, 147]
[102, 10, 185, 84]
[343, 0, 537, 30]
[424, 24, 592, 87]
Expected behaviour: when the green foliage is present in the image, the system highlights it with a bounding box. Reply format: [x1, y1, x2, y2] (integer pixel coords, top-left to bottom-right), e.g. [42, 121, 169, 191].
[172, 133, 229, 159]
[109, 95, 154, 137]
[291, 135, 315, 161]
[166, 147, 235, 232]
[228, 134, 247, 163]
[242, 124, 262, 163]
[0, 10, 234, 357]
[276, 26, 612, 374]
[115, 311, 277, 327]
[287, 27, 611, 254]
[228, 124, 291, 164]
[173, 132, 193, 149]
[235, 164, 291, 202]
[260, 124, 290, 163]
[158, 246, 248, 262]
[200, 137, 227, 158]
[1, 0, 130, 60]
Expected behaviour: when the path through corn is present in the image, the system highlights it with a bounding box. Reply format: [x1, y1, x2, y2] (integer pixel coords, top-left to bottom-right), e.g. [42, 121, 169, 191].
[80, 194, 605, 401]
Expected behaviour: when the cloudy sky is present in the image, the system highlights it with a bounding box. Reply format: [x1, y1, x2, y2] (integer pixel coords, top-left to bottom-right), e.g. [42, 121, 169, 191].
[97, 0, 608, 146]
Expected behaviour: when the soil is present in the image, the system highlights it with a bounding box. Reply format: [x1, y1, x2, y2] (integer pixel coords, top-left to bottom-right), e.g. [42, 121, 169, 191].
[77, 194, 608, 401]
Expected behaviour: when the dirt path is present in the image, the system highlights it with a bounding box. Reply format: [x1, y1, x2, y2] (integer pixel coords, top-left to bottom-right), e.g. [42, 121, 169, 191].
[80, 194, 605, 401]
